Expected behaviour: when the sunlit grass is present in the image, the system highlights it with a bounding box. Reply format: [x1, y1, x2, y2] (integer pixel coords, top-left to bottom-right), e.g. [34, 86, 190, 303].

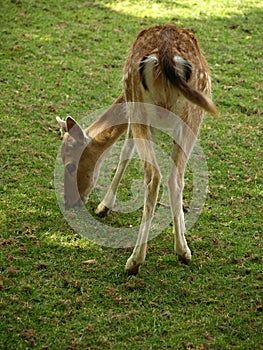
[104, 0, 262, 19]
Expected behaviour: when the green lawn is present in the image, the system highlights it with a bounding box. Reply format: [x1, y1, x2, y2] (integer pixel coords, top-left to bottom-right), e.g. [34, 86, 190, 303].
[0, 0, 262, 349]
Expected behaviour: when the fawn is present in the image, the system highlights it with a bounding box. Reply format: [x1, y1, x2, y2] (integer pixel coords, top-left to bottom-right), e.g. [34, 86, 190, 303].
[57, 23, 217, 274]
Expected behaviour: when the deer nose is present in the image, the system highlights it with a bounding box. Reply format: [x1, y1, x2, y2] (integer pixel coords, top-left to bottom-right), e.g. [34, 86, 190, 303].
[64, 197, 83, 210]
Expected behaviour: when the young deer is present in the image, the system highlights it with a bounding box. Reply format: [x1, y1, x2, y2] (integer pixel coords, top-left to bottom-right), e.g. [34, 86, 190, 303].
[57, 23, 217, 275]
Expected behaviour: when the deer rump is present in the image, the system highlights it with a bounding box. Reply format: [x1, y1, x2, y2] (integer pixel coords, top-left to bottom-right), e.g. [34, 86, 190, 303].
[139, 50, 217, 116]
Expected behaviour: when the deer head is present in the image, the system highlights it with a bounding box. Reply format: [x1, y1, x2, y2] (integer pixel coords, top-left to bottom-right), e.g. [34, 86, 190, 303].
[57, 116, 97, 209]
[56, 98, 128, 210]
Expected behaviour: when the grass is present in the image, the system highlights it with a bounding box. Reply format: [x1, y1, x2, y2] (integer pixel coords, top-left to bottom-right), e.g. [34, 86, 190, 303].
[0, 0, 262, 349]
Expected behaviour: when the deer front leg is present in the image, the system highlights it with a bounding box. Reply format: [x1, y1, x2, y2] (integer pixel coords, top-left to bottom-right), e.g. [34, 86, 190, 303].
[168, 146, 191, 263]
[95, 126, 135, 217]
[125, 126, 161, 274]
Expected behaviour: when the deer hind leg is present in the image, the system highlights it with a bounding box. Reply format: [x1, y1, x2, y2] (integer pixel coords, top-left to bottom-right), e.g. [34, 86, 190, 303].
[95, 125, 135, 217]
[168, 144, 192, 264]
[125, 124, 161, 275]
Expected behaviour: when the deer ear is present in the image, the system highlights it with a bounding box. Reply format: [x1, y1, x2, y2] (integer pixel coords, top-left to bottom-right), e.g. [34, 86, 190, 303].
[66, 116, 86, 143]
[56, 116, 67, 131]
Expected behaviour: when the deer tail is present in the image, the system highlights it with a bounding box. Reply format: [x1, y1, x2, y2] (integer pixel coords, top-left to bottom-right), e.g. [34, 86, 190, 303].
[159, 49, 218, 116]
[139, 25, 218, 116]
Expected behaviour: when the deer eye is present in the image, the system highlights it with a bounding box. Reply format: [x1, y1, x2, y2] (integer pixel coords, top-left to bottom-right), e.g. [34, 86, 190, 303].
[66, 163, 76, 173]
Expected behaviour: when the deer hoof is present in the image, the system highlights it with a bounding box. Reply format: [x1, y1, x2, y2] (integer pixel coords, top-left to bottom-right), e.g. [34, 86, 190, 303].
[178, 251, 192, 265]
[95, 203, 110, 217]
[125, 259, 141, 275]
